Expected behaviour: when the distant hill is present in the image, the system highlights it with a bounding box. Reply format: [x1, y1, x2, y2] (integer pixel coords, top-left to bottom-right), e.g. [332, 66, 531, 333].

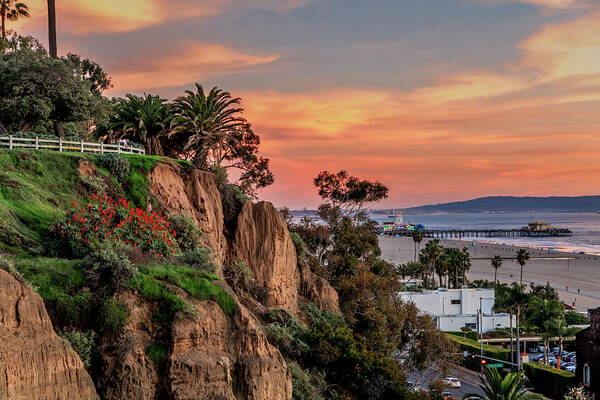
[399, 196, 600, 214]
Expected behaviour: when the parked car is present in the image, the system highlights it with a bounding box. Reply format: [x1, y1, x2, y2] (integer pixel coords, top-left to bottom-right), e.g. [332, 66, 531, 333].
[443, 377, 461, 388]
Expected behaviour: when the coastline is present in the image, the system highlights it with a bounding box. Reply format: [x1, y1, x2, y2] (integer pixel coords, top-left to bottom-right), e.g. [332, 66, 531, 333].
[379, 235, 600, 312]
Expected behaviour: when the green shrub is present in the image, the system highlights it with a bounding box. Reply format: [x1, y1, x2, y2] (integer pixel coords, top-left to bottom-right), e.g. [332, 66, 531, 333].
[523, 362, 576, 399]
[167, 214, 202, 252]
[445, 334, 511, 371]
[98, 298, 129, 333]
[129, 264, 236, 319]
[224, 260, 251, 290]
[98, 154, 130, 183]
[288, 360, 328, 400]
[565, 310, 589, 325]
[175, 248, 215, 272]
[84, 242, 136, 295]
[146, 343, 168, 366]
[0, 257, 25, 282]
[120, 155, 161, 207]
[79, 174, 107, 194]
[290, 232, 306, 260]
[58, 329, 95, 368]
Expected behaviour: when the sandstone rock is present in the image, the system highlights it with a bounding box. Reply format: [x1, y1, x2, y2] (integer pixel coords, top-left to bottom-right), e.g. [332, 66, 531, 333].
[77, 159, 96, 177]
[231, 201, 300, 313]
[299, 264, 341, 314]
[0, 269, 98, 400]
[149, 163, 227, 264]
[169, 301, 292, 400]
[96, 292, 159, 400]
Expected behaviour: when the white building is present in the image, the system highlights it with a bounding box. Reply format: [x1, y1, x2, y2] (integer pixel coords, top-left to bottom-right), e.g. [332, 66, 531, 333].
[399, 288, 513, 333]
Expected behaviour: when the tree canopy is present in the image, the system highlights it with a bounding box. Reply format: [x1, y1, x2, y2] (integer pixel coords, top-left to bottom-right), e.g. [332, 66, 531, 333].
[0, 35, 110, 134]
[314, 170, 388, 215]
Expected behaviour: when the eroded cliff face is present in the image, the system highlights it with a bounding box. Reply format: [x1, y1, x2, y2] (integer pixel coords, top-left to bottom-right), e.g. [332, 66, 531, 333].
[149, 163, 227, 265]
[0, 160, 338, 399]
[0, 269, 98, 400]
[231, 201, 301, 313]
[95, 290, 292, 400]
[169, 299, 292, 400]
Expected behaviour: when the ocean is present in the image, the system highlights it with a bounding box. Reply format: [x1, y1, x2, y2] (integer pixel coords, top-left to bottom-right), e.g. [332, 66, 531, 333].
[370, 213, 600, 255]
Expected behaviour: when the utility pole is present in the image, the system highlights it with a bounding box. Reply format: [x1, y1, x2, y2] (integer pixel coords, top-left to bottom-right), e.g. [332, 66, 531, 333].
[47, 0, 57, 58]
[478, 308, 483, 374]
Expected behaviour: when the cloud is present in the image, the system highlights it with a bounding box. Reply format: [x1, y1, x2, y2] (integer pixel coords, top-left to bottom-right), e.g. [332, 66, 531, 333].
[107, 42, 279, 91]
[238, 9, 600, 207]
[465, 0, 595, 8]
[14, 0, 312, 35]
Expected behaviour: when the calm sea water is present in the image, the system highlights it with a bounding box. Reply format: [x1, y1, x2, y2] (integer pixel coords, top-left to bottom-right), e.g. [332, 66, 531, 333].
[370, 213, 600, 255]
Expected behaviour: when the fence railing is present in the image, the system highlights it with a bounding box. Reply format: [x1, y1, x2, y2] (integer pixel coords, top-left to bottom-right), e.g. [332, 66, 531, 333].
[0, 135, 146, 155]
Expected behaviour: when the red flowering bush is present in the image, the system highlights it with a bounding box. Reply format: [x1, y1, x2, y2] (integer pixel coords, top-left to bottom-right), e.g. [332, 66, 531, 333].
[50, 193, 179, 259]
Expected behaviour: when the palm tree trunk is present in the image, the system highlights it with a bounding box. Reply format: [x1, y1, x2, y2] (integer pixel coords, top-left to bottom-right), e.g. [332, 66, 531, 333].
[53, 121, 64, 138]
[0, 119, 7, 135]
[1, 11, 6, 41]
[558, 337, 563, 369]
[47, 0, 57, 58]
[520, 265, 523, 285]
[509, 312, 514, 366]
[516, 309, 521, 371]
[494, 269, 498, 284]
[414, 242, 417, 262]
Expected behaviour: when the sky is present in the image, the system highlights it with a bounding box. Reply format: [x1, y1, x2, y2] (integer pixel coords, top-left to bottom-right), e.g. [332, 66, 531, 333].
[11, 0, 600, 209]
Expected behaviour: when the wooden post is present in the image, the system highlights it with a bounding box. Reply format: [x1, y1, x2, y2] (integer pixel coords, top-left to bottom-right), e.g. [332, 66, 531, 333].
[59, 138, 63, 152]
[100, 142, 104, 154]
[35, 136, 39, 149]
[80, 139, 84, 153]
[117, 143, 121, 154]
[8, 135, 13, 150]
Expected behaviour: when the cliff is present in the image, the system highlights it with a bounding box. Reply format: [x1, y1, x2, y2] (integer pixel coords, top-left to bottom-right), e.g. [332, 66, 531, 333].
[0, 269, 98, 399]
[0, 150, 338, 399]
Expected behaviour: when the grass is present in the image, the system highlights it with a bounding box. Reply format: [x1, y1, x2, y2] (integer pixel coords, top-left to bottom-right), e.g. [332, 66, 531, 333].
[10, 256, 87, 299]
[0, 149, 177, 253]
[118, 154, 163, 208]
[146, 343, 168, 365]
[129, 264, 236, 318]
[8, 256, 92, 322]
[0, 149, 84, 252]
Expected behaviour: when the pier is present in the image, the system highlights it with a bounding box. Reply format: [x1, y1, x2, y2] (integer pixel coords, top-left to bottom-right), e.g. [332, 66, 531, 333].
[380, 227, 572, 238]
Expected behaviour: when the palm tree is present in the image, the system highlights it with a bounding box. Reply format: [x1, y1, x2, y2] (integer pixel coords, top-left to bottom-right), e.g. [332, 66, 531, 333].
[419, 239, 443, 288]
[516, 249, 530, 285]
[491, 255, 502, 284]
[494, 284, 515, 365]
[1, 0, 29, 41]
[464, 367, 542, 400]
[171, 84, 249, 169]
[460, 246, 471, 286]
[507, 282, 529, 371]
[527, 297, 564, 364]
[109, 94, 172, 155]
[411, 230, 424, 261]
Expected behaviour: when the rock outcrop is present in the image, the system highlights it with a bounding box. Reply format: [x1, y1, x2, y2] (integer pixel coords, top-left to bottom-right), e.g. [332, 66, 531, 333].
[231, 201, 300, 313]
[169, 300, 292, 400]
[96, 292, 159, 400]
[149, 163, 227, 264]
[299, 264, 341, 314]
[0, 269, 98, 400]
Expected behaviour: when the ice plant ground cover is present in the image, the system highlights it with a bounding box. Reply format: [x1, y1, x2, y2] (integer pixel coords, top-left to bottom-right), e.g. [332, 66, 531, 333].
[57, 193, 179, 258]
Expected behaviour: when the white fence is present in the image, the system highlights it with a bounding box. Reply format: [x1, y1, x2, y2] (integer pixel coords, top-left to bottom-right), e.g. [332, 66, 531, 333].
[0, 135, 146, 155]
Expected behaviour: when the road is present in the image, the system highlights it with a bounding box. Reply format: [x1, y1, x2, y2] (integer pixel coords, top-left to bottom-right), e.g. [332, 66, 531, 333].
[408, 367, 485, 398]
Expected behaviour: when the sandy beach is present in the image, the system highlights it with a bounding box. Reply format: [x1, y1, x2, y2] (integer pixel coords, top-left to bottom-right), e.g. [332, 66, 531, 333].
[379, 236, 600, 312]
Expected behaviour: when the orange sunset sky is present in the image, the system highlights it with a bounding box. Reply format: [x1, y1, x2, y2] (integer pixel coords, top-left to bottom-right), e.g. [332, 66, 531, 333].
[11, 0, 600, 209]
